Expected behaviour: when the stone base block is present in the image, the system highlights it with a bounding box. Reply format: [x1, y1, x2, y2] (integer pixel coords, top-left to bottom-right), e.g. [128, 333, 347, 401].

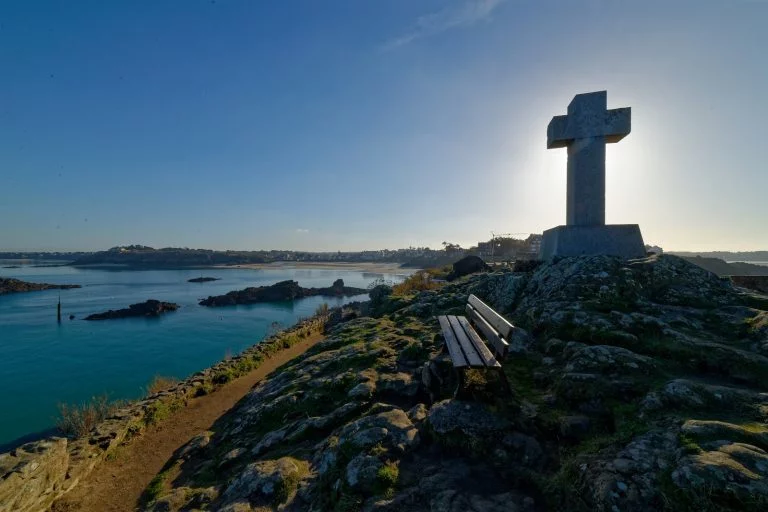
[540, 224, 646, 261]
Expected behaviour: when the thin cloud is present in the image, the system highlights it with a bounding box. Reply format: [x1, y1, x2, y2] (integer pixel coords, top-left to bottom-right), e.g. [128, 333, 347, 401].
[382, 0, 506, 50]
[295, 228, 310, 234]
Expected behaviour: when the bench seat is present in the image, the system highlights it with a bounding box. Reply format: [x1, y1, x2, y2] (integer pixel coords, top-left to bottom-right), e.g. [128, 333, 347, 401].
[437, 294, 515, 395]
[437, 315, 501, 369]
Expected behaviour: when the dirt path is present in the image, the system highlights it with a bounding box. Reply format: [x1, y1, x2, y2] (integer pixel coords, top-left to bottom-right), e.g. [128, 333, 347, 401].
[51, 332, 325, 512]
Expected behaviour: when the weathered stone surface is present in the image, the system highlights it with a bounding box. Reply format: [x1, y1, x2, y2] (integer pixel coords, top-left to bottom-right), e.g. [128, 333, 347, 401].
[563, 342, 655, 375]
[0, 438, 68, 512]
[178, 431, 212, 459]
[429, 489, 534, 512]
[337, 407, 420, 453]
[346, 454, 384, 492]
[376, 372, 419, 397]
[673, 442, 768, 503]
[428, 400, 510, 451]
[541, 224, 646, 260]
[221, 457, 305, 505]
[148, 487, 219, 512]
[580, 430, 680, 511]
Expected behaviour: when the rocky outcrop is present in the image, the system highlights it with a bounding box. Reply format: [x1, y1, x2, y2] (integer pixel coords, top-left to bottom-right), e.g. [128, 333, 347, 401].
[448, 255, 490, 281]
[187, 277, 220, 283]
[0, 278, 80, 295]
[143, 254, 768, 512]
[199, 279, 367, 307]
[0, 438, 68, 512]
[84, 300, 179, 320]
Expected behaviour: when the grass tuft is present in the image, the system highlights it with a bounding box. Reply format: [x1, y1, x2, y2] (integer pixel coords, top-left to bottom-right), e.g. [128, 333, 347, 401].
[56, 394, 123, 438]
[146, 375, 179, 396]
[392, 271, 440, 296]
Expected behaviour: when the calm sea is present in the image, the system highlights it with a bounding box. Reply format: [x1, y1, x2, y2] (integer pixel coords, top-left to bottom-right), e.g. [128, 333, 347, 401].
[0, 263, 408, 447]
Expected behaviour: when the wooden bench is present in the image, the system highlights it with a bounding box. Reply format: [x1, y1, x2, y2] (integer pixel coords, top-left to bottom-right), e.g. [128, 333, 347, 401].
[437, 294, 514, 395]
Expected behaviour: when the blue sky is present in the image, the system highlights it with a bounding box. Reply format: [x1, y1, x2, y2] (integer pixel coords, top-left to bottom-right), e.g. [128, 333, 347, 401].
[1, 0, 766, 252]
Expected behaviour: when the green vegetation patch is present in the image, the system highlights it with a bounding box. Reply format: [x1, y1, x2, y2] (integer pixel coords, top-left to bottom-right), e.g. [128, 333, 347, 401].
[143, 397, 185, 426]
[374, 460, 399, 497]
[273, 458, 310, 506]
[143, 462, 179, 504]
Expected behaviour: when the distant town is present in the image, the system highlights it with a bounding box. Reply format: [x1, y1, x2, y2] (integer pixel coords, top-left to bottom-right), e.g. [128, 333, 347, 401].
[1, 236, 768, 276]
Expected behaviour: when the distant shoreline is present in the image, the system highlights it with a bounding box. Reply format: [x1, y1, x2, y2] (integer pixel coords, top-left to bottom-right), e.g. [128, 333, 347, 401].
[36, 261, 417, 274]
[211, 261, 417, 274]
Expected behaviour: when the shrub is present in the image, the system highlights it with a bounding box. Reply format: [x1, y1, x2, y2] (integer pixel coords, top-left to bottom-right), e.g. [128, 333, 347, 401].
[146, 375, 179, 396]
[56, 394, 122, 438]
[392, 271, 440, 295]
[375, 460, 399, 495]
[425, 265, 452, 279]
[315, 302, 330, 317]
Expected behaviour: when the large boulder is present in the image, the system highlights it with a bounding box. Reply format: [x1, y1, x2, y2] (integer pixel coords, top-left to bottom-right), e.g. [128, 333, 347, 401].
[427, 400, 510, 454]
[221, 457, 307, 507]
[579, 430, 680, 511]
[562, 342, 656, 375]
[449, 256, 490, 281]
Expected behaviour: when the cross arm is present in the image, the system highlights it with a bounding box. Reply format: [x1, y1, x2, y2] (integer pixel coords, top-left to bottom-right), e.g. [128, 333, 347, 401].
[603, 107, 631, 143]
[546, 107, 632, 148]
[547, 115, 570, 148]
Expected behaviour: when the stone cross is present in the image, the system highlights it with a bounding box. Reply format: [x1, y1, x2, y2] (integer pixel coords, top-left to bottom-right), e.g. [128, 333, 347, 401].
[547, 91, 630, 226]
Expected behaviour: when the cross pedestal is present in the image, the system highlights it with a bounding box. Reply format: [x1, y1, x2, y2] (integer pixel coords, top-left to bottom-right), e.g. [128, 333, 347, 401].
[540, 91, 645, 260]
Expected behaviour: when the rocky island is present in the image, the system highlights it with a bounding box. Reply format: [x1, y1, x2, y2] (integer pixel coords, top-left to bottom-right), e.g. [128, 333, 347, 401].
[199, 278, 367, 307]
[187, 277, 220, 283]
[0, 277, 80, 295]
[84, 300, 179, 321]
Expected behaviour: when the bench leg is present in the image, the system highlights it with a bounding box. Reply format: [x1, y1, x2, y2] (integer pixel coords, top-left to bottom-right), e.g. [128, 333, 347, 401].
[453, 368, 465, 399]
[496, 367, 512, 395]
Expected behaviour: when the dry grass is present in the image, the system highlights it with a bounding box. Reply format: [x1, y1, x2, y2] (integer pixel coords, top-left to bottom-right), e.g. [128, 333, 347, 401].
[392, 271, 441, 295]
[315, 302, 330, 317]
[57, 394, 123, 438]
[146, 375, 180, 395]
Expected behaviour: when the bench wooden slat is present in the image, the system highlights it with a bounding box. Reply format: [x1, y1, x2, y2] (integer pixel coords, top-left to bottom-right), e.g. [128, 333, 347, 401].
[438, 315, 468, 368]
[447, 315, 485, 368]
[457, 316, 501, 368]
[468, 294, 514, 339]
[466, 304, 509, 359]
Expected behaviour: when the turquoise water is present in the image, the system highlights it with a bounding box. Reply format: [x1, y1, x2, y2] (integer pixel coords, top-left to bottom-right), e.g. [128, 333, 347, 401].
[0, 264, 407, 447]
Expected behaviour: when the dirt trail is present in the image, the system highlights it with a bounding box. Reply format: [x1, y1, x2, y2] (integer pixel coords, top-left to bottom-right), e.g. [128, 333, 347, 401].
[51, 332, 325, 512]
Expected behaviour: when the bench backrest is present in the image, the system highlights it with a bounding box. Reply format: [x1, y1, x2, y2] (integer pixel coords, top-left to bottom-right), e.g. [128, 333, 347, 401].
[466, 294, 513, 359]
